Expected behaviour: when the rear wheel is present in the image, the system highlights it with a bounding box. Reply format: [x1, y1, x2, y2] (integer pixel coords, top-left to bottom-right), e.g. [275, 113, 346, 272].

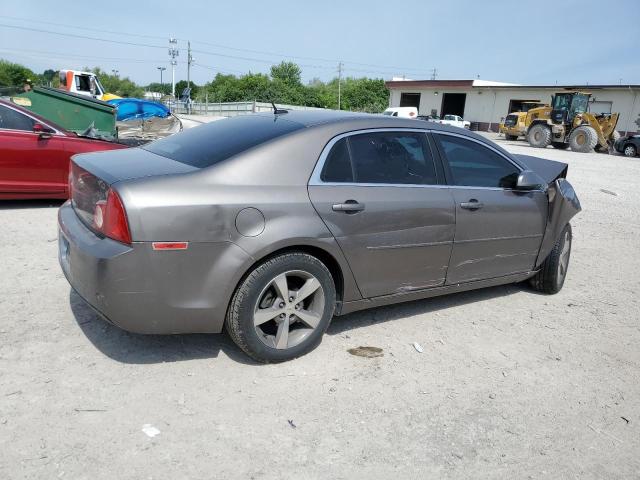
[568, 126, 597, 153]
[623, 144, 637, 157]
[551, 142, 569, 150]
[527, 124, 552, 148]
[226, 252, 336, 363]
[505, 134, 518, 141]
[529, 224, 572, 294]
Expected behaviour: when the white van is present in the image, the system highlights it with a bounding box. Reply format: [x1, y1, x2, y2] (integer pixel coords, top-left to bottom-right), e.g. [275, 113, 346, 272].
[382, 107, 418, 118]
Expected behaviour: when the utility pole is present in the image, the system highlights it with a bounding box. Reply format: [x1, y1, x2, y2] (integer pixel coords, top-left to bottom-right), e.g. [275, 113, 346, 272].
[168, 37, 179, 97]
[187, 41, 193, 101]
[337, 61, 343, 110]
[430, 68, 437, 80]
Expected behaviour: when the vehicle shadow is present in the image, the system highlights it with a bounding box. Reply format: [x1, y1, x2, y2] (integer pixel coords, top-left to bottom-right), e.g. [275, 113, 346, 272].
[69, 290, 261, 366]
[71, 282, 526, 365]
[327, 283, 524, 335]
[0, 200, 65, 210]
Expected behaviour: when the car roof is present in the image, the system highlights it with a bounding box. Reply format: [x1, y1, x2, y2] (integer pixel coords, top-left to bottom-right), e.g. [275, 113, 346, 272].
[0, 98, 71, 134]
[252, 109, 462, 132]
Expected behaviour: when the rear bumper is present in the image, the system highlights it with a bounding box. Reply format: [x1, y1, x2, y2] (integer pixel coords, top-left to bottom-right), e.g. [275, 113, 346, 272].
[58, 201, 251, 334]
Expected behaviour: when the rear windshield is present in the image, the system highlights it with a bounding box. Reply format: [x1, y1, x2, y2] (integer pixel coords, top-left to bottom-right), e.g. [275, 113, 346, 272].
[143, 115, 304, 168]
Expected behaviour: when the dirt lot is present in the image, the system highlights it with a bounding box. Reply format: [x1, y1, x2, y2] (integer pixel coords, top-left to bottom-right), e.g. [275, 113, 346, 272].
[1, 135, 639, 479]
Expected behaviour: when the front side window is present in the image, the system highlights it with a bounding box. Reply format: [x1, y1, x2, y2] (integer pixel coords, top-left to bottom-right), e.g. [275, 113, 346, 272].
[321, 131, 437, 185]
[0, 105, 35, 131]
[435, 134, 520, 188]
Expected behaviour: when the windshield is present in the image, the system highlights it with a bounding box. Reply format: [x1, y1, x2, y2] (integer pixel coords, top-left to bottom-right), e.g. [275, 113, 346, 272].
[569, 94, 589, 116]
[382, 111, 394, 116]
[552, 94, 571, 111]
[444, 115, 455, 120]
[143, 115, 304, 168]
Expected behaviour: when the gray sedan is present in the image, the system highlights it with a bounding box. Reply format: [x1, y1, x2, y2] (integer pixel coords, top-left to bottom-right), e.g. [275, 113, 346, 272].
[58, 110, 581, 362]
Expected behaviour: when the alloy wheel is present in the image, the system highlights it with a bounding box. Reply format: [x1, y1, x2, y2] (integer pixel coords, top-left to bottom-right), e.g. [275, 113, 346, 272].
[253, 270, 325, 350]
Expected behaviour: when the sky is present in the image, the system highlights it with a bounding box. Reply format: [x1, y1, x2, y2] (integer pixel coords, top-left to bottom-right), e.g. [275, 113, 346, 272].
[1, 0, 638, 86]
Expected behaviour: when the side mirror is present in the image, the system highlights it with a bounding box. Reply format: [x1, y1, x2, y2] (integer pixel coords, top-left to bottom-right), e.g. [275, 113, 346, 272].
[516, 170, 545, 191]
[33, 123, 53, 140]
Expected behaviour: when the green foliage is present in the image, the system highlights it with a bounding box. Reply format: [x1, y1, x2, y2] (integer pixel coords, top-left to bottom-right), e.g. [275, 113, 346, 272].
[145, 82, 172, 96]
[202, 61, 389, 112]
[0, 59, 37, 87]
[0, 59, 390, 111]
[88, 67, 144, 98]
[175, 80, 200, 99]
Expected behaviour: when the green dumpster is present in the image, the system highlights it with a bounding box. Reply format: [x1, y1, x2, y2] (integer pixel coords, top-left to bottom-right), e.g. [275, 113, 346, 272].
[17, 86, 117, 138]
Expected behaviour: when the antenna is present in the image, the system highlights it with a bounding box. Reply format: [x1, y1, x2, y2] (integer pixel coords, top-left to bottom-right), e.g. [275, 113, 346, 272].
[271, 102, 288, 115]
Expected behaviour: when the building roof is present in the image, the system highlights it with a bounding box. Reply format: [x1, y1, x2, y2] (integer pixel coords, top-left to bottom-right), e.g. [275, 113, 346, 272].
[385, 79, 640, 90]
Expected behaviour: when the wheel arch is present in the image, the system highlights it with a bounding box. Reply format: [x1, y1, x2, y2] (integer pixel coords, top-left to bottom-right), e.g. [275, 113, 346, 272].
[228, 243, 352, 317]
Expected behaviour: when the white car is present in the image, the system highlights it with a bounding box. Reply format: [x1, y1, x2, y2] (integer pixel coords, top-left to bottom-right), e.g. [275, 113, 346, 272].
[439, 114, 470, 129]
[382, 107, 418, 119]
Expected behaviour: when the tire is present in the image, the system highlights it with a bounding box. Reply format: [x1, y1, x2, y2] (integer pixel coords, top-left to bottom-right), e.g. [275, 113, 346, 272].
[529, 224, 572, 294]
[505, 134, 518, 141]
[551, 142, 569, 150]
[568, 126, 597, 153]
[527, 124, 552, 148]
[623, 143, 637, 157]
[226, 252, 336, 363]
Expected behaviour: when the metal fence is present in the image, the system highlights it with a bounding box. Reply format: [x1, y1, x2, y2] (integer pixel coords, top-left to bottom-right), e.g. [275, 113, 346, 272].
[165, 100, 326, 116]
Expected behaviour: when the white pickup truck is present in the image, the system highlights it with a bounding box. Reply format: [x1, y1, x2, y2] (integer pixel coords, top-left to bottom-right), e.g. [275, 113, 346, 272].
[439, 114, 471, 129]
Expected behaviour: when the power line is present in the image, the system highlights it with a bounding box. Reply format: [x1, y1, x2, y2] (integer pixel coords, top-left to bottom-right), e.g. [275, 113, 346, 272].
[0, 15, 181, 42]
[0, 19, 432, 76]
[0, 23, 166, 49]
[0, 23, 431, 78]
[0, 47, 166, 64]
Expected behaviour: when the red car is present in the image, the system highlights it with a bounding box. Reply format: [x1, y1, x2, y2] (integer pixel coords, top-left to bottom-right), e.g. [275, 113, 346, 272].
[0, 99, 127, 200]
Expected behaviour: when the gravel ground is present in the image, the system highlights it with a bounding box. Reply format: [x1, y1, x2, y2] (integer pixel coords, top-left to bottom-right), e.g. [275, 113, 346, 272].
[1, 135, 639, 479]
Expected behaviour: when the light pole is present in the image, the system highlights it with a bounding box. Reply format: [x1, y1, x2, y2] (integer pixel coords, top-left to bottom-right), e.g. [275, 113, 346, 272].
[157, 66, 166, 91]
[111, 69, 119, 77]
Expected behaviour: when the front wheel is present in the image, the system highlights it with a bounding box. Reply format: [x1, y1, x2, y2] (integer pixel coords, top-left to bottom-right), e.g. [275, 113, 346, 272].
[527, 124, 552, 148]
[529, 224, 572, 294]
[226, 252, 336, 363]
[624, 144, 637, 157]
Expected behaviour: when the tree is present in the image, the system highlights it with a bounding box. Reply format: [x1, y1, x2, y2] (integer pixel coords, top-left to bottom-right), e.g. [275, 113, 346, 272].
[88, 67, 144, 98]
[270, 61, 302, 87]
[0, 59, 36, 88]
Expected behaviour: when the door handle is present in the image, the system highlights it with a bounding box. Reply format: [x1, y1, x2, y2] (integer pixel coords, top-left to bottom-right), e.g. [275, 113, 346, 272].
[332, 200, 365, 213]
[460, 199, 484, 210]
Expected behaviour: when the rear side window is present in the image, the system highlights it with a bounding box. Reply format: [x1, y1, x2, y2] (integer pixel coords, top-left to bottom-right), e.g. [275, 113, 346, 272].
[321, 131, 437, 185]
[321, 138, 353, 182]
[349, 131, 437, 185]
[435, 134, 520, 188]
[144, 115, 304, 168]
[0, 105, 35, 131]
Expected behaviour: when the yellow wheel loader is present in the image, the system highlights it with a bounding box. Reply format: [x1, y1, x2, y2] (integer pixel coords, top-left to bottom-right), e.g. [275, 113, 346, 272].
[501, 102, 548, 140]
[526, 92, 619, 153]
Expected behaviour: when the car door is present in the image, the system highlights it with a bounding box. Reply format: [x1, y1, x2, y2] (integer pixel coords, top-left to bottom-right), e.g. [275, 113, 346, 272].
[308, 129, 456, 299]
[0, 104, 69, 195]
[432, 132, 548, 284]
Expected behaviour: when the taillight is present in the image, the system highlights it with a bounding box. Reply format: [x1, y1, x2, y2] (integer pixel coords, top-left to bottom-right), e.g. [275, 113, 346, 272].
[70, 162, 131, 244]
[93, 189, 131, 244]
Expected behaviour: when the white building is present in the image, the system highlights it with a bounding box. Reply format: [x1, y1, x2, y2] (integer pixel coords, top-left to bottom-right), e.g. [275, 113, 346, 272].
[386, 79, 640, 135]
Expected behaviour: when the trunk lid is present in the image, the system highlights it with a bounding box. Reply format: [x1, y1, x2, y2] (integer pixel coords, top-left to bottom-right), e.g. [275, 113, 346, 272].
[70, 147, 198, 235]
[71, 147, 199, 185]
